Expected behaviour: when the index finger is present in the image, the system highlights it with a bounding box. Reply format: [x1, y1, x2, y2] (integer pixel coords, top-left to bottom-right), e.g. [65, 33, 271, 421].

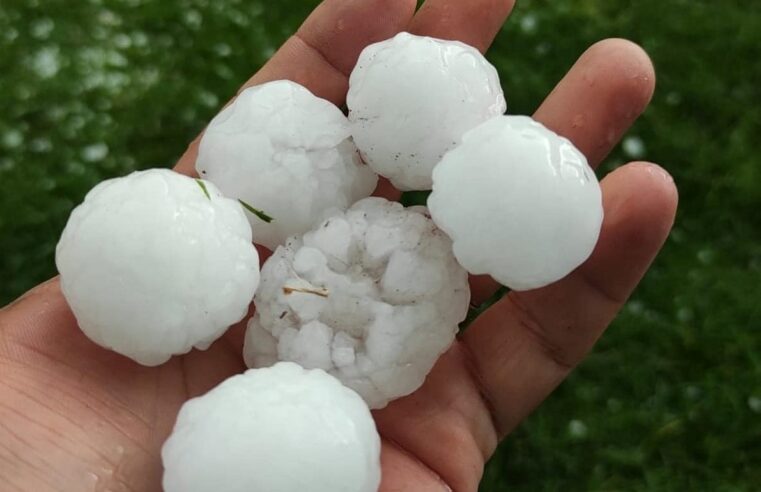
[174, 0, 416, 176]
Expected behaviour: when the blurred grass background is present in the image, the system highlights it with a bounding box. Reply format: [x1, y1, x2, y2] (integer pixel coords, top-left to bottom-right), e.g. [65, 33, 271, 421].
[0, 0, 759, 490]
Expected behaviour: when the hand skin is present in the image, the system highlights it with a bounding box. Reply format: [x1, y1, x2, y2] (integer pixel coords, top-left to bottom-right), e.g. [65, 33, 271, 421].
[0, 1, 678, 491]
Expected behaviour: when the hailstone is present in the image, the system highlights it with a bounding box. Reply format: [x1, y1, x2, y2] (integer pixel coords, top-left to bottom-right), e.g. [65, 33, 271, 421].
[428, 115, 604, 291]
[196, 80, 378, 250]
[162, 362, 381, 492]
[347, 32, 506, 191]
[55, 169, 260, 366]
[243, 197, 470, 408]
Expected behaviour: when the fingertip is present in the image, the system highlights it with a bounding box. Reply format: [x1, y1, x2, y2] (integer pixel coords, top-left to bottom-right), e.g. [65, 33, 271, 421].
[534, 38, 657, 167]
[582, 38, 656, 115]
[587, 161, 678, 300]
[604, 161, 678, 232]
[297, 0, 418, 75]
[410, 0, 517, 53]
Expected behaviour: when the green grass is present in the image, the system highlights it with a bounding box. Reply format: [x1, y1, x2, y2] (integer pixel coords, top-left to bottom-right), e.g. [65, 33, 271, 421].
[1, 0, 759, 490]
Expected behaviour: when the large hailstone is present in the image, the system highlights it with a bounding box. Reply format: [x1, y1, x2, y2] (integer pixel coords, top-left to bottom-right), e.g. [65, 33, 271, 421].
[347, 32, 506, 191]
[162, 363, 381, 492]
[428, 115, 604, 291]
[196, 80, 378, 250]
[55, 169, 260, 366]
[243, 198, 470, 408]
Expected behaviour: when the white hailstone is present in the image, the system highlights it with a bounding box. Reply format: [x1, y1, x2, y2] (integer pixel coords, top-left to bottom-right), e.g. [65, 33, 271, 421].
[162, 362, 381, 492]
[196, 80, 378, 250]
[56, 169, 260, 366]
[347, 32, 506, 191]
[428, 115, 603, 291]
[244, 197, 470, 409]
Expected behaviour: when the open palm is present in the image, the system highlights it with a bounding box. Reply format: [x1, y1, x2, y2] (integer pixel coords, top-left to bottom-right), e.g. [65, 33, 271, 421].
[0, 1, 678, 490]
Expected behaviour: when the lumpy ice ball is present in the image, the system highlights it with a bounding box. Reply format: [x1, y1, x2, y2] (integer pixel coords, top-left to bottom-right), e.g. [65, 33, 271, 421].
[196, 80, 378, 250]
[56, 169, 260, 366]
[347, 32, 506, 191]
[244, 198, 470, 408]
[428, 115, 603, 291]
[162, 363, 381, 492]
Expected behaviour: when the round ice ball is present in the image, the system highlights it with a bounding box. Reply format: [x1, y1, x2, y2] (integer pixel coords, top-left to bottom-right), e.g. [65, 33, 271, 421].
[162, 362, 381, 492]
[428, 115, 603, 291]
[55, 169, 260, 366]
[347, 32, 506, 191]
[196, 80, 378, 250]
[244, 197, 470, 409]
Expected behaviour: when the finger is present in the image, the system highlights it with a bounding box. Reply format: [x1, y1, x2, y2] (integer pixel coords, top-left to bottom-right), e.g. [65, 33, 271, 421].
[372, 177, 401, 201]
[462, 162, 678, 436]
[469, 38, 657, 304]
[375, 345, 500, 491]
[534, 38, 656, 167]
[379, 439, 454, 491]
[409, 0, 517, 53]
[174, 0, 416, 176]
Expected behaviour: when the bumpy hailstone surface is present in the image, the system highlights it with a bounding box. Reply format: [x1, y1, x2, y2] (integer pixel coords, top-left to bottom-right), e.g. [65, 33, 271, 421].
[56, 169, 260, 366]
[196, 80, 378, 250]
[244, 197, 470, 408]
[347, 32, 506, 191]
[162, 362, 381, 492]
[428, 115, 604, 291]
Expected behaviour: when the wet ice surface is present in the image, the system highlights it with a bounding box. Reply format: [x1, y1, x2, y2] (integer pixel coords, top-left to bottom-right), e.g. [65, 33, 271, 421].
[56, 169, 260, 366]
[244, 197, 470, 408]
[196, 80, 378, 250]
[347, 32, 506, 191]
[428, 115, 603, 291]
[162, 363, 381, 492]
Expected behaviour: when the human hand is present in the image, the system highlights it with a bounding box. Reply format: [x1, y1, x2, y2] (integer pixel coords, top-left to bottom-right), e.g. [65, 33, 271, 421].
[0, 0, 678, 490]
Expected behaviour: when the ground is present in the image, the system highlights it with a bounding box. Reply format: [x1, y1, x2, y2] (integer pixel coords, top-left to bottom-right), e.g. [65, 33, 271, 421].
[0, 0, 759, 490]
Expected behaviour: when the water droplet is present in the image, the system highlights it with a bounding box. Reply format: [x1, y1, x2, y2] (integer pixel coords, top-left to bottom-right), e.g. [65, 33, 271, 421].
[85, 471, 99, 489]
[108, 73, 130, 92]
[184, 10, 203, 29]
[30, 46, 61, 79]
[199, 90, 219, 108]
[676, 307, 693, 323]
[749, 396, 761, 413]
[627, 299, 645, 315]
[685, 385, 701, 400]
[65, 161, 86, 175]
[98, 9, 122, 27]
[666, 91, 682, 106]
[3, 27, 19, 43]
[30, 18, 55, 40]
[215, 63, 234, 80]
[535, 42, 550, 56]
[40, 177, 56, 191]
[697, 248, 715, 265]
[30, 137, 52, 153]
[106, 49, 128, 67]
[0, 158, 15, 172]
[131, 30, 149, 48]
[622, 135, 646, 159]
[2, 129, 24, 149]
[520, 14, 538, 33]
[213, 42, 232, 57]
[113, 33, 132, 49]
[82, 143, 109, 162]
[568, 419, 588, 439]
